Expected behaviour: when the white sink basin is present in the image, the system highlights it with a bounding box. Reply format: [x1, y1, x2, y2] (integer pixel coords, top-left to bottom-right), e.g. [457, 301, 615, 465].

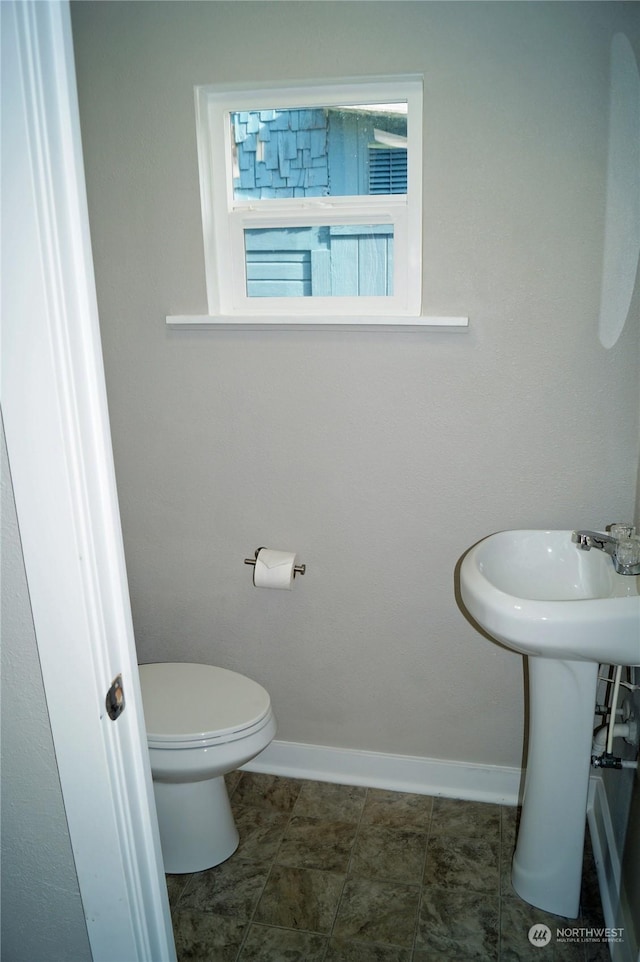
[459, 528, 640, 919]
[460, 529, 640, 665]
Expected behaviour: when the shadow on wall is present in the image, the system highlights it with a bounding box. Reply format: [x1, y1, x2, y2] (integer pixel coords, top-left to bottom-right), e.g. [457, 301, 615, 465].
[598, 32, 640, 350]
[453, 546, 529, 805]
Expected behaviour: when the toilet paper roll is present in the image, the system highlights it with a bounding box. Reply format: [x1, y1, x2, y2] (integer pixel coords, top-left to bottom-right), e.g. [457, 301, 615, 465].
[254, 548, 298, 590]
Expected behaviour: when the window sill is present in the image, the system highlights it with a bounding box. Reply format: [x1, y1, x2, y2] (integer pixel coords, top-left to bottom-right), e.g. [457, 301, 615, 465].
[166, 314, 469, 332]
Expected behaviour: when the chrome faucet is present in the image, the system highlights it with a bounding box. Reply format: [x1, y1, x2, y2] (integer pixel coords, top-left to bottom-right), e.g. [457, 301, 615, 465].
[572, 530, 618, 555]
[572, 525, 640, 575]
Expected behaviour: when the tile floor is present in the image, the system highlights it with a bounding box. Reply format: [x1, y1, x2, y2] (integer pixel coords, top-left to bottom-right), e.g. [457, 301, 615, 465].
[166, 772, 610, 962]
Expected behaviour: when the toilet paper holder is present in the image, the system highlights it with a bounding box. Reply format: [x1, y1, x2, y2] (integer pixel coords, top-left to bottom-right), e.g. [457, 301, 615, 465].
[244, 548, 306, 578]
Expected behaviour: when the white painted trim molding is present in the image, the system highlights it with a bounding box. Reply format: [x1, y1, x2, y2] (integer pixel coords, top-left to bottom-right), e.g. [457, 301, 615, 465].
[167, 314, 469, 332]
[243, 739, 523, 805]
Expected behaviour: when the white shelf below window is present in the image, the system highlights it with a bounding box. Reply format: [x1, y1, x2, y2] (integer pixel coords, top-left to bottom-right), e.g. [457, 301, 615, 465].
[166, 314, 469, 332]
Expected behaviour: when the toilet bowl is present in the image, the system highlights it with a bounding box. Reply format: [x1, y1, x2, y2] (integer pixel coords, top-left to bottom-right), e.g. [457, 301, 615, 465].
[138, 662, 276, 874]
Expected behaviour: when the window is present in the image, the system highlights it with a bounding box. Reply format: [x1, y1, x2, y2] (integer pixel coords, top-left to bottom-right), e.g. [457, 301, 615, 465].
[195, 77, 423, 317]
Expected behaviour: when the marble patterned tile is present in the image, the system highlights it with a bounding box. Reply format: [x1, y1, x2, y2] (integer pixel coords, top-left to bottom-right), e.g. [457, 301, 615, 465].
[166, 873, 192, 908]
[579, 851, 604, 926]
[237, 923, 327, 961]
[501, 804, 520, 848]
[415, 884, 499, 959]
[164, 776, 605, 962]
[360, 789, 433, 832]
[233, 806, 290, 862]
[413, 952, 474, 962]
[501, 860, 518, 898]
[179, 858, 270, 919]
[349, 825, 427, 884]
[501, 835, 518, 897]
[325, 936, 412, 961]
[430, 797, 501, 838]
[225, 770, 243, 798]
[232, 772, 302, 813]
[333, 877, 420, 948]
[277, 815, 357, 872]
[500, 894, 582, 961]
[292, 780, 367, 822]
[556, 940, 589, 962]
[500, 806, 522, 898]
[424, 834, 500, 895]
[171, 910, 246, 962]
[584, 940, 614, 962]
[253, 864, 344, 933]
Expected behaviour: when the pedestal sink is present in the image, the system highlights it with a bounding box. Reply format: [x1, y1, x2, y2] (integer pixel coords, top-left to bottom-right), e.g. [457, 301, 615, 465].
[460, 530, 640, 918]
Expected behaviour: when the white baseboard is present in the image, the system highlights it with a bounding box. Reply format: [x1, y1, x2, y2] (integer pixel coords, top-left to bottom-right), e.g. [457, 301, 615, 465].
[243, 738, 523, 805]
[587, 775, 639, 962]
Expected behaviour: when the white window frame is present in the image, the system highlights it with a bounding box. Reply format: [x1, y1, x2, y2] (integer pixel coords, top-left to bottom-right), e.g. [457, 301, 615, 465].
[194, 76, 423, 318]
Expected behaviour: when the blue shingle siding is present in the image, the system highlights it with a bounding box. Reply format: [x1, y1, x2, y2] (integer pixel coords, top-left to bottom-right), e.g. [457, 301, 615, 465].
[232, 108, 331, 199]
[238, 148, 253, 171]
[263, 139, 279, 170]
[280, 130, 298, 161]
[239, 159, 255, 189]
[296, 130, 311, 151]
[255, 163, 272, 188]
[305, 166, 328, 188]
[309, 128, 327, 158]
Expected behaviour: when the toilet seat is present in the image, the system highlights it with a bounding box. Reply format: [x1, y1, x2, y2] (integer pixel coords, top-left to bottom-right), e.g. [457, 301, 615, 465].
[139, 662, 273, 749]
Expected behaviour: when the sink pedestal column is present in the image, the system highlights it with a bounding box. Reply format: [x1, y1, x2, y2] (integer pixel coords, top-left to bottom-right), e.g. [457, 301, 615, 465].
[512, 657, 598, 919]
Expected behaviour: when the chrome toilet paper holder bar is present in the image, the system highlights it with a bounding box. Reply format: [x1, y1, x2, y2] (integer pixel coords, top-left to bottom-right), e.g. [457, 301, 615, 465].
[244, 548, 306, 577]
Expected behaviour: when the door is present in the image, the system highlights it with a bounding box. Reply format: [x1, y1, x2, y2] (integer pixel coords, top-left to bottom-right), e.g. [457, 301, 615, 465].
[1, 3, 175, 959]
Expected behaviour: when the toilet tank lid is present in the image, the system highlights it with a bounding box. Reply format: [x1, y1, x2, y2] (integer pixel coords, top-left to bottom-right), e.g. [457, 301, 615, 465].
[138, 662, 272, 742]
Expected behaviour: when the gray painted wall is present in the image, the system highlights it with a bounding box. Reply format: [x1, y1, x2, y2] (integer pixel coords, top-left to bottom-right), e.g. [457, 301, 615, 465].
[0, 420, 92, 962]
[71, 0, 639, 772]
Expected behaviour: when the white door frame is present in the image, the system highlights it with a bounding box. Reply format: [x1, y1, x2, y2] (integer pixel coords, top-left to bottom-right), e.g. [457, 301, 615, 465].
[1, 2, 175, 959]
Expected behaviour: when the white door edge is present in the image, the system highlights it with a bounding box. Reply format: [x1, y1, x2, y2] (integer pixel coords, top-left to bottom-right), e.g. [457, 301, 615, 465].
[1, 3, 175, 959]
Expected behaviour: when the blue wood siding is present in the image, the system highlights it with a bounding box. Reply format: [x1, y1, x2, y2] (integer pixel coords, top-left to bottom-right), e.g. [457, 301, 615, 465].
[233, 109, 329, 201]
[246, 250, 311, 297]
[244, 225, 393, 297]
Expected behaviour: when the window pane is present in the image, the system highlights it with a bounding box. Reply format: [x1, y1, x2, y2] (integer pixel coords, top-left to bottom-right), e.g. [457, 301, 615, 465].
[244, 225, 394, 297]
[230, 104, 407, 201]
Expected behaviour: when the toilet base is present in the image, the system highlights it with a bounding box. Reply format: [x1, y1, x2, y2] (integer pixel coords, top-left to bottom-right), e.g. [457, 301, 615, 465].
[153, 775, 239, 873]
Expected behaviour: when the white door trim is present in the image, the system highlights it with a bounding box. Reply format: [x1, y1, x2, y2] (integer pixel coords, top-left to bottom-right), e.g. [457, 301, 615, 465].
[1, 3, 175, 959]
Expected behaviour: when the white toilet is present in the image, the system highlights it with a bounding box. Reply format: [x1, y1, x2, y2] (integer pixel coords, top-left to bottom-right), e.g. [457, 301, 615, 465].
[138, 662, 276, 874]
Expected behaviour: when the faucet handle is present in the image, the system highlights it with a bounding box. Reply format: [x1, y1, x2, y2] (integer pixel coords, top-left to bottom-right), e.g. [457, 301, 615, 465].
[608, 523, 636, 539]
[614, 537, 640, 572]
